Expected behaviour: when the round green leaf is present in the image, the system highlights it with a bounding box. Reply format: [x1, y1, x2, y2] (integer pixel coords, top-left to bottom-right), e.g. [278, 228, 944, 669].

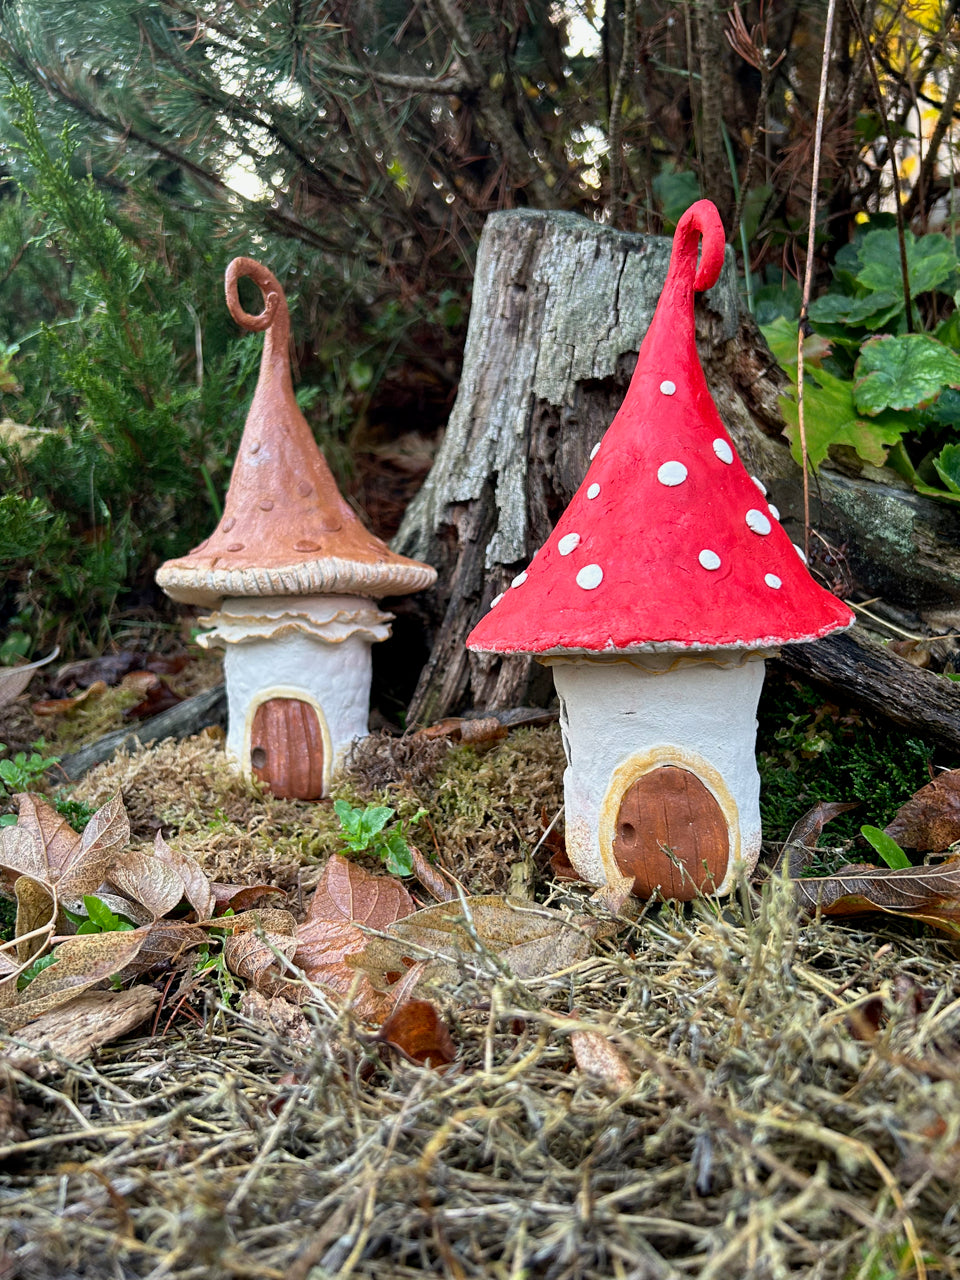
[854, 334, 960, 415]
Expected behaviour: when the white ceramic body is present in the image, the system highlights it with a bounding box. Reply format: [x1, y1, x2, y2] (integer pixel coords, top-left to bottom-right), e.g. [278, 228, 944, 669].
[545, 651, 768, 895]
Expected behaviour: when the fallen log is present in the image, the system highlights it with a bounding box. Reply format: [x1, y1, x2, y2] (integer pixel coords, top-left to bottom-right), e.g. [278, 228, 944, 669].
[57, 684, 226, 781]
[393, 209, 960, 739]
[775, 628, 960, 753]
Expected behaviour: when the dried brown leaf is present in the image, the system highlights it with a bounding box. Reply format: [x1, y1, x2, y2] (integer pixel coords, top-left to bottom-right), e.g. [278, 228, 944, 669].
[776, 801, 860, 876]
[793, 855, 960, 937]
[1, 927, 150, 1030]
[107, 851, 185, 919]
[0, 826, 46, 885]
[885, 770, 960, 852]
[14, 793, 80, 879]
[570, 1029, 634, 1092]
[408, 845, 457, 903]
[210, 882, 285, 914]
[64, 792, 130, 895]
[294, 918, 368, 970]
[305, 855, 414, 928]
[31, 680, 107, 718]
[301, 961, 395, 1024]
[121, 921, 208, 976]
[379, 895, 595, 980]
[14, 875, 55, 963]
[153, 831, 215, 919]
[224, 908, 297, 936]
[223, 930, 298, 987]
[240, 989, 314, 1047]
[378, 999, 456, 1067]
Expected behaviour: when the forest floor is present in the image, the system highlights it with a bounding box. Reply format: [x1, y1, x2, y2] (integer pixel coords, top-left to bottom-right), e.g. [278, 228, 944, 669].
[1, 650, 959, 1280]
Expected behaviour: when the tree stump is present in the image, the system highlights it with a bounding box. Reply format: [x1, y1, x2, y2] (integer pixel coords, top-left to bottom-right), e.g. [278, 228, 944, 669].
[393, 210, 960, 737]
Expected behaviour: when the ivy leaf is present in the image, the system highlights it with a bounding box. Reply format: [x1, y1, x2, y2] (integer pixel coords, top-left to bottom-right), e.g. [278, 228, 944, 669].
[779, 364, 907, 470]
[854, 333, 960, 414]
[933, 443, 960, 494]
[855, 227, 957, 298]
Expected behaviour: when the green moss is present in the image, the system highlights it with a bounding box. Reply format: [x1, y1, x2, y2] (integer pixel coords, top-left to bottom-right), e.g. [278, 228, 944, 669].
[757, 676, 938, 846]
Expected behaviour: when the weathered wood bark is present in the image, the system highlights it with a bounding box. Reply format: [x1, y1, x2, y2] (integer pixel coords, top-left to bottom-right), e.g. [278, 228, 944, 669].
[393, 209, 960, 728]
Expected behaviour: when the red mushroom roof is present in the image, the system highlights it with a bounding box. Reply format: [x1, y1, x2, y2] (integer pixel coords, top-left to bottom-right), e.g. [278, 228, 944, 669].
[156, 258, 436, 608]
[466, 201, 854, 656]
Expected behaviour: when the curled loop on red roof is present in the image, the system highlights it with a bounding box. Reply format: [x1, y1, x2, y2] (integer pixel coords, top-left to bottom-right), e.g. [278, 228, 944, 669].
[673, 200, 725, 294]
[225, 256, 285, 334]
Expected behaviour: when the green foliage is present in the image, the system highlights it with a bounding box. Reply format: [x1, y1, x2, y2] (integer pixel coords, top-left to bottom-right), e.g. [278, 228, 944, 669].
[0, 82, 261, 653]
[0, 745, 59, 805]
[333, 798, 425, 878]
[62, 894, 136, 934]
[757, 679, 933, 849]
[854, 333, 960, 415]
[16, 950, 58, 989]
[762, 224, 960, 496]
[860, 825, 911, 869]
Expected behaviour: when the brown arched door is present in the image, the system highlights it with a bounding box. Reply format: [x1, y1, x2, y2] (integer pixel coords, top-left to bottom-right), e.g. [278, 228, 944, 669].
[249, 698, 324, 800]
[612, 766, 728, 900]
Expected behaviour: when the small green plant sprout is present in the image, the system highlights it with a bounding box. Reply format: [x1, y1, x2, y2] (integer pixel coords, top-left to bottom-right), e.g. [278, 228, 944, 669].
[860, 825, 912, 869]
[16, 951, 59, 991]
[62, 895, 137, 934]
[333, 799, 427, 877]
[0, 742, 60, 825]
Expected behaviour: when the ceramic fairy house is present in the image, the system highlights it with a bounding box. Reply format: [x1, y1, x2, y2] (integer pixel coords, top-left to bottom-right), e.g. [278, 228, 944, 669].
[157, 258, 436, 799]
[467, 201, 854, 900]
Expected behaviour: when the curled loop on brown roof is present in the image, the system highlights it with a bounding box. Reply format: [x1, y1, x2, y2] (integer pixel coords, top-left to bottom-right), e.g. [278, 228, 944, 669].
[225, 257, 286, 336]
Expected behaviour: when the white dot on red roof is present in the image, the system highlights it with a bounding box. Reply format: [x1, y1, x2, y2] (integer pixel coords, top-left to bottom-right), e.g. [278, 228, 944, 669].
[713, 439, 733, 465]
[752, 475, 768, 495]
[490, 593, 504, 608]
[765, 573, 782, 589]
[793, 543, 807, 563]
[660, 380, 677, 396]
[576, 564, 603, 590]
[557, 532, 580, 556]
[589, 443, 601, 460]
[698, 549, 721, 571]
[587, 483, 601, 499]
[657, 461, 687, 486]
[768, 503, 781, 521]
[511, 571, 528, 588]
[746, 508, 772, 536]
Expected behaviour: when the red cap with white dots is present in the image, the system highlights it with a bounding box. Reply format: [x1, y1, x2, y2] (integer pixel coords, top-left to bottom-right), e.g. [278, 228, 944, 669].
[466, 200, 854, 655]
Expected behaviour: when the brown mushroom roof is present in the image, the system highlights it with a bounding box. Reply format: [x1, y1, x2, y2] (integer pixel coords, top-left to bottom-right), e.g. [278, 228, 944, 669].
[156, 258, 436, 608]
[466, 201, 854, 656]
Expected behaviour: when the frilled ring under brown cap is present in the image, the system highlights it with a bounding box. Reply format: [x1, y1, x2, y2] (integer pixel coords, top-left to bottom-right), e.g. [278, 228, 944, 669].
[156, 258, 437, 608]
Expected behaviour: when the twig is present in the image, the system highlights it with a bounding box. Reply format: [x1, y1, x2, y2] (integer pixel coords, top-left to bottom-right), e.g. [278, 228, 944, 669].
[844, 0, 914, 332]
[608, 0, 637, 227]
[797, 0, 839, 560]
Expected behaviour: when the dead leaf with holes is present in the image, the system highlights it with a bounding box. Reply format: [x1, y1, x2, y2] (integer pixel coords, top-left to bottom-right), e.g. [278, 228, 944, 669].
[884, 770, 960, 852]
[793, 855, 960, 937]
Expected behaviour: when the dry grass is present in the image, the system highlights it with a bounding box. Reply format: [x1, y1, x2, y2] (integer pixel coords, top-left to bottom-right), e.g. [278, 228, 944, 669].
[2, 731, 960, 1279]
